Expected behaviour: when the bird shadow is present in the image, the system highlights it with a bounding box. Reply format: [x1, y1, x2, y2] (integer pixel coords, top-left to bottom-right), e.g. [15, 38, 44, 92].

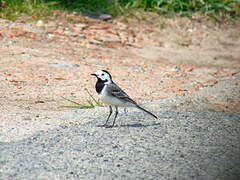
[96, 122, 161, 128]
[120, 122, 161, 128]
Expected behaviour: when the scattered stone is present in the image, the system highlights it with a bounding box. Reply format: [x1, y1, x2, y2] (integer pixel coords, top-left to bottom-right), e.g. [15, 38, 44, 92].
[47, 34, 55, 38]
[49, 63, 80, 70]
[36, 20, 44, 27]
[99, 14, 112, 21]
[35, 100, 45, 104]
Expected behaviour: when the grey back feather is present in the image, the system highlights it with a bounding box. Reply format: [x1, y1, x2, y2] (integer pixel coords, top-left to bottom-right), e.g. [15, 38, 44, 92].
[106, 83, 137, 105]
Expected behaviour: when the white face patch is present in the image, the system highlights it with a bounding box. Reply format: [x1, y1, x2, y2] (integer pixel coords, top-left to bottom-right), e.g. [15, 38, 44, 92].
[95, 70, 112, 82]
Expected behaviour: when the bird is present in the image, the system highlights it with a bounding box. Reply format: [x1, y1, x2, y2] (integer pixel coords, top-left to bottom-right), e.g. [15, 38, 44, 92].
[91, 70, 158, 127]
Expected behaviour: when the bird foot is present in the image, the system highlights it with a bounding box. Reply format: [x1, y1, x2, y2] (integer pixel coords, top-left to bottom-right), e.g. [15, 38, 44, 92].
[97, 124, 108, 127]
[105, 125, 118, 128]
[97, 124, 118, 128]
[105, 125, 113, 128]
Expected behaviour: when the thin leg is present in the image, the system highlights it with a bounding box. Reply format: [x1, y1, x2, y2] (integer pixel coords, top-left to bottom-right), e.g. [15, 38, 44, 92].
[112, 106, 118, 127]
[104, 106, 112, 126]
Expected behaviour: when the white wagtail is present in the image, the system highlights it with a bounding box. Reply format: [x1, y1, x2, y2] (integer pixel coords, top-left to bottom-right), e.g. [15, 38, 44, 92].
[91, 70, 158, 127]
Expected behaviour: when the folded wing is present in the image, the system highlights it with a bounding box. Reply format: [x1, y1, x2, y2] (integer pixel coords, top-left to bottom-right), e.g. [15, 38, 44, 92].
[106, 83, 137, 105]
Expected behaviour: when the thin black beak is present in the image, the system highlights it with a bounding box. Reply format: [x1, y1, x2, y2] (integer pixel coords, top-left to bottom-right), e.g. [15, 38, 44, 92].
[91, 73, 97, 77]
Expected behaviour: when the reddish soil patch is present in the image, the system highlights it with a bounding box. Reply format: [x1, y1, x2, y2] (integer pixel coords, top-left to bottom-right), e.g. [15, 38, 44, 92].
[0, 14, 239, 112]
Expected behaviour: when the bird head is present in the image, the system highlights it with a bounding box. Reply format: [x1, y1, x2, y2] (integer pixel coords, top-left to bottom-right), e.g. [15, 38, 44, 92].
[91, 70, 112, 83]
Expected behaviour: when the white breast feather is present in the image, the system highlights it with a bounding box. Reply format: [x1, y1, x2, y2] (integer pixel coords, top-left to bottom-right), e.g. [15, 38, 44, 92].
[99, 85, 135, 107]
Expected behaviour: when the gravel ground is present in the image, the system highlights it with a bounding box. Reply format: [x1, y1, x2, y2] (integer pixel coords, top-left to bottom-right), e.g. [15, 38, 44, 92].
[1, 15, 240, 180]
[1, 107, 240, 179]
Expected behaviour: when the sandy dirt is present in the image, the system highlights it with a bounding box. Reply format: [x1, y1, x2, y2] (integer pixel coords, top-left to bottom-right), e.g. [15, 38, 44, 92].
[0, 14, 239, 113]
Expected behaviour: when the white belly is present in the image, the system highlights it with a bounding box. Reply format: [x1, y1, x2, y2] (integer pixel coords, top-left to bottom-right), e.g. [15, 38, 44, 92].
[99, 86, 135, 107]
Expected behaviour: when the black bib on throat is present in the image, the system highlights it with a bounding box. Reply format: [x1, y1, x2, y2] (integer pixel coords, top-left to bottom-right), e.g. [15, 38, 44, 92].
[95, 79, 107, 94]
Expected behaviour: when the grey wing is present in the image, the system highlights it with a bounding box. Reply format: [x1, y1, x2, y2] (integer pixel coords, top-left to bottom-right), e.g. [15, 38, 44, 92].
[106, 83, 137, 105]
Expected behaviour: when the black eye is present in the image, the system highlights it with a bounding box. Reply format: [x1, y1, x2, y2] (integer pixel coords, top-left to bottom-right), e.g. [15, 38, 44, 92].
[101, 73, 104, 76]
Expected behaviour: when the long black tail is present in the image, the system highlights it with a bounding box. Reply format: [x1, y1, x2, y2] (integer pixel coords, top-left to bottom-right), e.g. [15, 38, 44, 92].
[136, 105, 158, 119]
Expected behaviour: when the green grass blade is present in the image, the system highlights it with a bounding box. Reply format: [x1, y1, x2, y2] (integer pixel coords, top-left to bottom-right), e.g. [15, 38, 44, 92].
[61, 96, 82, 105]
[59, 105, 94, 109]
[84, 88, 102, 106]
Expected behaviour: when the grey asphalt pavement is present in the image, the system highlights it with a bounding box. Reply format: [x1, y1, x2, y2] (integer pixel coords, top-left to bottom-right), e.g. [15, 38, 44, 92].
[1, 110, 240, 180]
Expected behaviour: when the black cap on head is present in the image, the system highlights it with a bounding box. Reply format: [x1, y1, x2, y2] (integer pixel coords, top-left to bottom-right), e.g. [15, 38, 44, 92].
[102, 70, 112, 79]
